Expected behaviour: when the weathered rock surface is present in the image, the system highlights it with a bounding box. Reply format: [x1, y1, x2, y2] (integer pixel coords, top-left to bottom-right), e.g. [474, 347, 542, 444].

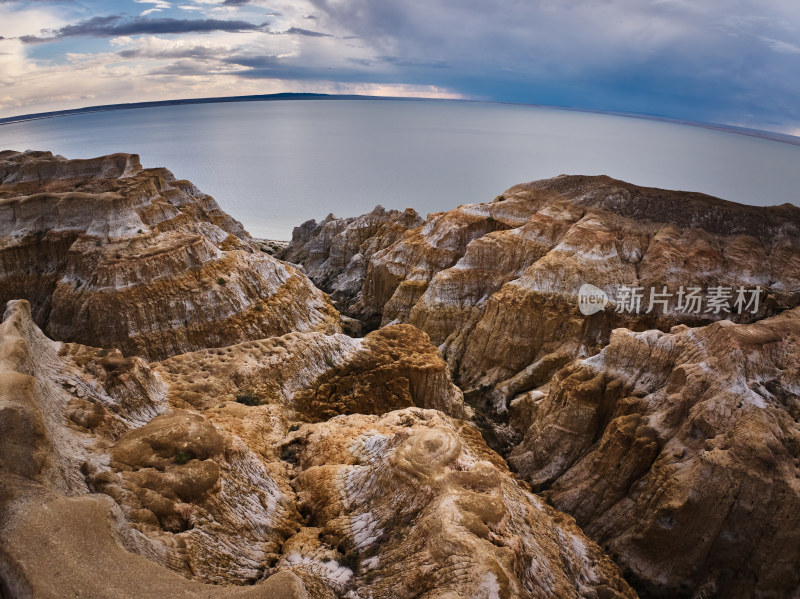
[0, 150, 340, 360]
[283, 174, 800, 598]
[509, 308, 800, 599]
[155, 323, 471, 421]
[4, 148, 798, 599]
[0, 299, 635, 597]
[280, 409, 636, 598]
[0, 299, 308, 599]
[284, 176, 800, 401]
[282, 205, 424, 317]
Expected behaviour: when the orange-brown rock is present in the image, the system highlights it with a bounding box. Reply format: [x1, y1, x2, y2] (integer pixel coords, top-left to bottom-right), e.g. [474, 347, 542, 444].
[279, 408, 637, 598]
[285, 176, 800, 405]
[154, 323, 471, 421]
[0, 150, 340, 360]
[0, 299, 307, 598]
[0, 298, 636, 598]
[509, 308, 800, 598]
[282, 205, 424, 317]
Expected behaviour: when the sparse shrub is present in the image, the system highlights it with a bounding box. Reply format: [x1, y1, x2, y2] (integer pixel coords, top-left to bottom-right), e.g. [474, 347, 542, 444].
[235, 392, 260, 406]
[280, 441, 301, 464]
[95, 239, 101, 247]
[289, 424, 300, 432]
[173, 450, 192, 465]
[217, 277, 227, 286]
[255, 303, 264, 312]
[343, 550, 360, 571]
[486, 215, 496, 223]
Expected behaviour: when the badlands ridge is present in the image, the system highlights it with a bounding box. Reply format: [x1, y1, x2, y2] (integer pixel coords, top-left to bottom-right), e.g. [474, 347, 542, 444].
[1, 150, 799, 599]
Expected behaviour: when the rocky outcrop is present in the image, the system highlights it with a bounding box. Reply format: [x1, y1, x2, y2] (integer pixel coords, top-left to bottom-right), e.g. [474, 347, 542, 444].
[508, 308, 800, 599]
[283, 175, 800, 403]
[283, 174, 800, 598]
[282, 206, 424, 317]
[155, 323, 471, 421]
[0, 299, 308, 599]
[0, 150, 340, 360]
[0, 298, 636, 598]
[281, 408, 636, 598]
[4, 147, 798, 599]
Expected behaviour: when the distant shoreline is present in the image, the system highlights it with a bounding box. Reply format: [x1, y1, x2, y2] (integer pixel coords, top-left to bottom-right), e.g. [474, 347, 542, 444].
[1, 92, 799, 148]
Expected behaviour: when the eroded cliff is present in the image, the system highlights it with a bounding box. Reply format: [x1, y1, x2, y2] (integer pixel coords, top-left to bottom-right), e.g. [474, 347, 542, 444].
[0, 150, 340, 360]
[0, 299, 635, 599]
[283, 174, 800, 598]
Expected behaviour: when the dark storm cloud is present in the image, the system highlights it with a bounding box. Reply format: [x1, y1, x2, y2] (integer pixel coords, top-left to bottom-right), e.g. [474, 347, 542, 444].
[20, 15, 266, 43]
[283, 27, 331, 38]
[307, 0, 800, 129]
[118, 45, 225, 60]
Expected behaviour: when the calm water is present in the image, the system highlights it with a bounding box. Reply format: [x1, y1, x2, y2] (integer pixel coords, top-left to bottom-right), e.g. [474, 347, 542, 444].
[1, 99, 799, 239]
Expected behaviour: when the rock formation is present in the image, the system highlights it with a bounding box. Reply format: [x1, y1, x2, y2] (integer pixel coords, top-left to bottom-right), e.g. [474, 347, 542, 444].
[0, 299, 636, 598]
[4, 150, 799, 599]
[509, 308, 800, 598]
[283, 206, 424, 319]
[284, 176, 800, 400]
[283, 174, 800, 598]
[0, 150, 340, 360]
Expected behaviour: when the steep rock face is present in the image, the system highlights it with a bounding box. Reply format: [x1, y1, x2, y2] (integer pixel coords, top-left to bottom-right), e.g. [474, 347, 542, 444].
[0, 299, 307, 599]
[0, 150, 340, 360]
[280, 409, 637, 598]
[282, 175, 800, 598]
[283, 176, 800, 403]
[509, 308, 800, 598]
[0, 299, 636, 598]
[154, 323, 471, 421]
[282, 206, 424, 315]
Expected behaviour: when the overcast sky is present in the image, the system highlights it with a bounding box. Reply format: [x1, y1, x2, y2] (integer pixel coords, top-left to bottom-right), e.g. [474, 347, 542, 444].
[1, 0, 799, 134]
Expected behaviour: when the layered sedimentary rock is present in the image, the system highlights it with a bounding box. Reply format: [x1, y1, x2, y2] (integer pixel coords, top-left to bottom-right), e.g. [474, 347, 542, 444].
[284, 176, 800, 401]
[0, 150, 340, 360]
[283, 175, 800, 598]
[509, 308, 800, 598]
[155, 323, 471, 421]
[281, 409, 636, 598]
[282, 206, 424, 316]
[0, 299, 307, 599]
[0, 299, 635, 598]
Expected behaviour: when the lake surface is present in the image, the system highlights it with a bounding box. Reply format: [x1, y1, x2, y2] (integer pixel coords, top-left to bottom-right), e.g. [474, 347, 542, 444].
[1, 99, 799, 240]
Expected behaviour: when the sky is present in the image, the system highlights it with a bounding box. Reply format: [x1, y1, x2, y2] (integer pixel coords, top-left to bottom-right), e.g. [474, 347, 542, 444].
[0, 0, 799, 134]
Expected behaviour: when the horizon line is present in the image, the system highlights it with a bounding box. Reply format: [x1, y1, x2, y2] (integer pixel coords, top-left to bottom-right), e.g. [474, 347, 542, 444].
[1, 92, 799, 148]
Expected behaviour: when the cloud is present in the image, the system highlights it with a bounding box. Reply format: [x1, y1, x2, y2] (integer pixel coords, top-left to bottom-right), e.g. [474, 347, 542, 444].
[283, 27, 331, 37]
[760, 36, 800, 54]
[20, 15, 267, 43]
[112, 34, 239, 60]
[135, 0, 171, 16]
[306, 0, 800, 129]
[1, 0, 799, 132]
